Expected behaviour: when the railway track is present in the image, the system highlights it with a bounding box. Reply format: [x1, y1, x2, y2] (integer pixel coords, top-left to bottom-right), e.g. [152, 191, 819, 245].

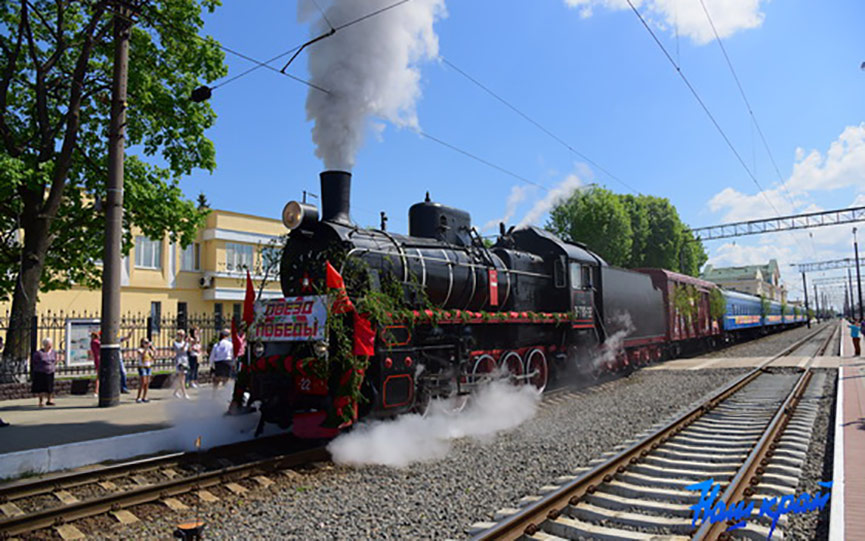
[0, 434, 328, 538]
[470, 324, 837, 540]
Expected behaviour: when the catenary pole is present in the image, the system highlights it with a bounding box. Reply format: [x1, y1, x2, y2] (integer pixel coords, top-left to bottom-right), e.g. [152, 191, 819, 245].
[814, 284, 820, 322]
[801, 272, 810, 328]
[855, 227, 863, 319]
[849, 267, 855, 318]
[99, 5, 131, 408]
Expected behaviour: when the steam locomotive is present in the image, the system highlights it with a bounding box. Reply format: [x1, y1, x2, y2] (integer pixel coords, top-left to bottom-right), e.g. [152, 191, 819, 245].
[238, 171, 805, 439]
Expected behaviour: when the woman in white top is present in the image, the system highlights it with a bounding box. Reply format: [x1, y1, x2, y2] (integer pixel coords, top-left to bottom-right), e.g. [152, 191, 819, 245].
[173, 330, 190, 399]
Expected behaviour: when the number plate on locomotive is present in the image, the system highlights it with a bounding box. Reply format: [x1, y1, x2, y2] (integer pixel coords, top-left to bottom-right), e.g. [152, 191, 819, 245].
[252, 296, 327, 341]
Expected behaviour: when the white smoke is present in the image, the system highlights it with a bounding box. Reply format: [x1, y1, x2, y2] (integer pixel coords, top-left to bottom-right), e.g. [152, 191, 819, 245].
[483, 185, 530, 231]
[163, 386, 276, 451]
[518, 173, 583, 227]
[591, 311, 635, 370]
[300, 0, 447, 171]
[327, 380, 541, 468]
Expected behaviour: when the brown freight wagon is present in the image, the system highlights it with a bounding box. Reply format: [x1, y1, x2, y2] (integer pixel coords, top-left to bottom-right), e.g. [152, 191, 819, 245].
[636, 268, 722, 357]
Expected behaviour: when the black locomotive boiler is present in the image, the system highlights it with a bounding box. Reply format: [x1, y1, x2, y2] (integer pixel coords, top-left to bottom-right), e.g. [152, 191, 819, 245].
[240, 171, 609, 438]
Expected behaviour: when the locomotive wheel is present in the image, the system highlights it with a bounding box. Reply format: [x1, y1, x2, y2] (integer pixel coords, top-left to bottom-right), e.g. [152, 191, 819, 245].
[471, 354, 497, 384]
[499, 351, 523, 382]
[524, 348, 548, 392]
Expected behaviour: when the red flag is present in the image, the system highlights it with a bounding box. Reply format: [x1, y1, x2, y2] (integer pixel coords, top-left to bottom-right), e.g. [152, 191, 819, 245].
[353, 312, 376, 356]
[326, 261, 354, 314]
[242, 270, 256, 328]
[231, 318, 244, 358]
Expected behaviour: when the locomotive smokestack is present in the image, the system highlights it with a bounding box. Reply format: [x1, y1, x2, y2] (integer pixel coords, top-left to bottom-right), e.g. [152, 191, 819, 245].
[320, 170, 351, 224]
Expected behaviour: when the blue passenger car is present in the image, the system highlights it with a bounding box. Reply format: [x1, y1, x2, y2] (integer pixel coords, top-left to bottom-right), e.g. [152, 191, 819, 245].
[721, 290, 763, 331]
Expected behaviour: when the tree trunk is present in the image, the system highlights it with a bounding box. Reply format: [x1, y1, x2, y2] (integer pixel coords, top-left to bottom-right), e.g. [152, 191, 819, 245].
[2, 192, 52, 382]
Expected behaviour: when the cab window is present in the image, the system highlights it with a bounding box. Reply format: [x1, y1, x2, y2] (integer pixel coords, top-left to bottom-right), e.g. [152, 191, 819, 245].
[569, 262, 582, 290]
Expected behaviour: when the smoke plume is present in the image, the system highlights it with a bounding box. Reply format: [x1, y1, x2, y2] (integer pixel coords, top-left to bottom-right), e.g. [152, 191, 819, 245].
[300, 0, 446, 171]
[327, 380, 541, 468]
[518, 173, 583, 227]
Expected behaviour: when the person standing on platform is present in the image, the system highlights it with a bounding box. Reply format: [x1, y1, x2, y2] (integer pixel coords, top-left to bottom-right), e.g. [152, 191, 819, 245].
[187, 326, 201, 389]
[31, 338, 57, 407]
[136, 338, 155, 403]
[209, 328, 233, 390]
[849, 318, 862, 356]
[173, 330, 190, 399]
[90, 332, 101, 397]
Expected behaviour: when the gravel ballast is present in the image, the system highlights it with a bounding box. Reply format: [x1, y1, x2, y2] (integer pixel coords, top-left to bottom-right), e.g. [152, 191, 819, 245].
[88, 368, 750, 540]
[784, 369, 837, 541]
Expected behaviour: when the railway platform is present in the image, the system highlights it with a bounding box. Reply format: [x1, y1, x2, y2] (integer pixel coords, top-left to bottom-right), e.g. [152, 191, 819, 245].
[0, 386, 269, 479]
[830, 323, 865, 540]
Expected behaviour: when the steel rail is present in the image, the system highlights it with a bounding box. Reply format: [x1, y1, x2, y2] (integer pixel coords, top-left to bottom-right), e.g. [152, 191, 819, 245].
[692, 326, 835, 539]
[0, 447, 328, 537]
[0, 433, 296, 502]
[471, 324, 829, 541]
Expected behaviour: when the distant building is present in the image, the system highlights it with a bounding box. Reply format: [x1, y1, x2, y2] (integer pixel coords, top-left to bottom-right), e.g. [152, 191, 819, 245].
[0, 209, 286, 322]
[701, 259, 788, 303]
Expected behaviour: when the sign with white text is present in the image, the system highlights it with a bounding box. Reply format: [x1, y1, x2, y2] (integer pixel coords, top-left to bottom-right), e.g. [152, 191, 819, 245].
[251, 296, 327, 342]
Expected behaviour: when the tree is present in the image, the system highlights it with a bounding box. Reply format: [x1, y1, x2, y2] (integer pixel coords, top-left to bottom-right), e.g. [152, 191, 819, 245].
[0, 1, 226, 372]
[678, 228, 708, 277]
[619, 193, 649, 268]
[547, 185, 632, 266]
[639, 195, 681, 270]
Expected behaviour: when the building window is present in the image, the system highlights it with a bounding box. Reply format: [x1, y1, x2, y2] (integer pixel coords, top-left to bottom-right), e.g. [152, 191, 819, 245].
[226, 242, 255, 272]
[181, 243, 200, 271]
[150, 301, 162, 334]
[135, 236, 163, 269]
[232, 303, 241, 324]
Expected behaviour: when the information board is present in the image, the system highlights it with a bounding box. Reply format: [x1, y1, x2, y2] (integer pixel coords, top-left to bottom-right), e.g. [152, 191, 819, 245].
[65, 318, 101, 366]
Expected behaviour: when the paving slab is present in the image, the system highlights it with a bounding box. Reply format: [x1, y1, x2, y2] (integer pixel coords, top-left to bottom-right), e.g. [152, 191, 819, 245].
[830, 324, 865, 541]
[0, 385, 281, 478]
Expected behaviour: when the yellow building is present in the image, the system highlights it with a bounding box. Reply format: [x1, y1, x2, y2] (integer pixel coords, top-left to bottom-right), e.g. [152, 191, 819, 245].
[1, 209, 287, 322]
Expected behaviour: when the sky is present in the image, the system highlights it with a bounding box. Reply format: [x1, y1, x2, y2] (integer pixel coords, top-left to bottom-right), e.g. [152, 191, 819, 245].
[179, 0, 865, 307]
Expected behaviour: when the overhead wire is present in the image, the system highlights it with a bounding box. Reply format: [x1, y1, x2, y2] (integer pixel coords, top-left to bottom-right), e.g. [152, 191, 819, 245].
[696, 0, 818, 259]
[440, 57, 638, 194]
[623, 0, 811, 256]
[417, 131, 549, 191]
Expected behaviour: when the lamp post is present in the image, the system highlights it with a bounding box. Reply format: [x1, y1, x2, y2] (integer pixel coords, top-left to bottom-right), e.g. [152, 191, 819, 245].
[855, 227, 863, 320]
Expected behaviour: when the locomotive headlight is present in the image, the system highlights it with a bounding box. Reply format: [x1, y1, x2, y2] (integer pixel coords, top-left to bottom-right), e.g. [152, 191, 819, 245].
[313, 340, 329, 359]
[252, 341, 265, 358]
[282, 201, 318, 230]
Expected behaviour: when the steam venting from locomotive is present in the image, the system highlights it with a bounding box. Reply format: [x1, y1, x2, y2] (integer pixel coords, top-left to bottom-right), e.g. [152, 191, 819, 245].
[300, 0, 446, 171]
[327, 379, 541, 468]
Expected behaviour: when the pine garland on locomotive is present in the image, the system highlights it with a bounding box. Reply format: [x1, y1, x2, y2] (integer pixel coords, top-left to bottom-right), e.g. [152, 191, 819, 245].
[239, 171, 605, 438]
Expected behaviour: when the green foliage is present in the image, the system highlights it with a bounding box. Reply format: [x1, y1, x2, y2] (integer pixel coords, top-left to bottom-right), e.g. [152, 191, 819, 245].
[546, 188, 707, 275]
[0, 1, 226, 300]
[781, 300, 788, 316]
[547, 185, 633, 266]
[794, 305, 801, 317]
[709, 288, 726, 320]
[673, 284, 699, 322]
[760, 295, 770, 318]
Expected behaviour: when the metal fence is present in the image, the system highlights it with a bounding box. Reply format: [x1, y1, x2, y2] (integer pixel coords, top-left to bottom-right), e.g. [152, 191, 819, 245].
[0, 310, 231, 380]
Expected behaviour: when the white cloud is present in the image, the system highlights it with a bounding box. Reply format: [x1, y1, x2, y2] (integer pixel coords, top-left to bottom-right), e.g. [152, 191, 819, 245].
[704, 125, 865, 307]
[564, 0, 767, 44]
[518, 173, 584, 227]
[707, 124, 865, 224]
[787, 123, 865, 193]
